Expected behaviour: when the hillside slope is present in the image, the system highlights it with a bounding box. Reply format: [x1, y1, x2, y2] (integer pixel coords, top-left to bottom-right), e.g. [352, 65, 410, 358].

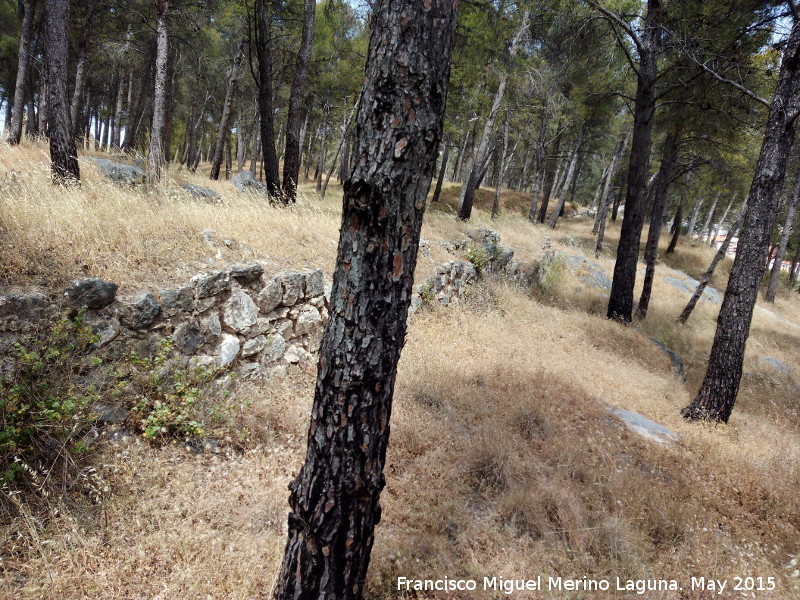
[1, 144, 799, 599]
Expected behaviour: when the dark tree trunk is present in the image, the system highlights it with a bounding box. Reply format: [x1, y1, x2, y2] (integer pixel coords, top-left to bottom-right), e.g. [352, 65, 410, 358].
[682, 18, 800, 423]
[431, 134, 451, 203]
[163, 46, 177, 162]
[611, 171, 626, 221]
[678, 208, 744, 325]
[111, 68, 127, 149]
[44, 0, 79, 184]
[593, 133, 628, 237]
[6, 0, 37, 146]
[69, 40, 88, 135]
[548, 124, 585, 229]
[492, 120, 513, 219]
[789, 230, 800, 285]
[146, 0, 169, 187]
[271, 1, 458, 598]
[210, 41, 245, 180]
[637, 126, 680, 319]
[527, 114, 549, 222]
[281, 0, 315, 202]
[536, 120, 563, 223]
[765, 168, 800, 301]
[256, 0, 281, 197]
[607, 0, 662, 322]
[457, 13, 528, 221]
[666, 197, 684, 254]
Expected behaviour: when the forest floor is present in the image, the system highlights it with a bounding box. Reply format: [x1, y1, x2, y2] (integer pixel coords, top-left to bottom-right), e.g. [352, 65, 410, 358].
[1, 142, 800, 599]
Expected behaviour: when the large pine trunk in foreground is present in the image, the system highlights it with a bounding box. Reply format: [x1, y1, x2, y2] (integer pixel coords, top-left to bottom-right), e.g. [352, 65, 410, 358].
[281, 0, 316, 202]
[44, 0, 79, 184]
[607, 0, 662, 322]
[682, 18, 800, 423]
[271, 1, 458, 598]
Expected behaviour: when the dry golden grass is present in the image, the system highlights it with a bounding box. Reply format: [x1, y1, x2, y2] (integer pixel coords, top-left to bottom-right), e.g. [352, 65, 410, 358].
[2, 141, 800, 599]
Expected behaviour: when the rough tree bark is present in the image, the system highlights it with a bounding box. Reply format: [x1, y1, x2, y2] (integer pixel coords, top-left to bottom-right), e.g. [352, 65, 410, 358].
[457, 11, 528, 221]
[765, 167, 800, 301]
[281, 0, 316, 202]
[210, 41, 245, 180]
[492, 118, 517, 219]
[682, 17, 800, 423]
[536, 120, 563, 224]
[6, 0, 37, 146]
[256, 0, 281, 197]
[270, 1, 458, 598]
[146, 0, 169, 187]
[44, 0, 79, 184]
[637, 126, 680, 319]
[603, 0, 663, 322]
[594, 133, 629, 256]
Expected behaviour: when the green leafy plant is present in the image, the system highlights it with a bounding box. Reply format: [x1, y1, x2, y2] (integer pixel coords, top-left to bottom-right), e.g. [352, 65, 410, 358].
[461, 244, 493, 272]
[0, 309, 99, 484]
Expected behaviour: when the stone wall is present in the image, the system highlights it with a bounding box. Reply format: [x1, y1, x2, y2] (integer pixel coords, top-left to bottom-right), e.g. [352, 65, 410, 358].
[0, 264, 329, 381]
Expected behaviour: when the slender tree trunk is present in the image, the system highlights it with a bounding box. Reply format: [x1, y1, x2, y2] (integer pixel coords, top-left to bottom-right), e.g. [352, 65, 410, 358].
[678, 209, 744, 325]
[682, 18, 800, 423]
[548, 124, 585, 229]
[453, 122, 472, 182]
[38, 76, 48, 135]
[6, 0, 37, 146]
[320, 104, 356, 197]
[537, 120, 563, 224]
[606, 5, 662, 322]
[527, 114, 549, 222]
[666, 196, 684, 254]
[789, 230, 800, 285]
[146, 0, 169, 187]
[315, 105, 329, 192]
[256, 0, 281, 197]
[44, 0, 79, 184]
[492, 119, 512, 219]
[250, 112, 261, 174]
[281, 0, 315, 202]
[766, 168, 800, 301]
[700, 195, 719, 243]
[431, 134, 451, 204]
[594, 133, 628, 255]
[637, 126, 680, 319]
[686, 197, 702, 239]
[271, 1, 457, 597]
[590, 164, 610, 212]
[210, 41, 245, 180]
[70, 41, 88, 135]
[457, 12, 528, 221]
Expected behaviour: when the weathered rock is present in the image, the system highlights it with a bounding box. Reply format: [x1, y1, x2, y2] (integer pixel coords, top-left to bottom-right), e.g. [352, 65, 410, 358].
[243, 317, 271, 338]
[242, 335, 267, 357]
[65, 279, 118, 309]
[275, 318, 294, 340]
[93, 403, 128, 424]
[215, 334, 240, 368]
[119, 292, 161, 329]
[261, 333, 286, 363]
[195, 296, 217, 313]
[230, 170, 267, 193]
[257, 276, 283, 313]
[0, 292, 50, 323]
[294, 305, 322, 335]
[229, 263, 264, 284]
[158, 286, 194, 315]
[86, 157, 146, 186]
[762, 356, 790, 375]
[562, 254, 611, 291]
[192, 270, 230, 298]
[284, 345, 312, 364]
[180, 183, 221, 201]
[649, 338, 686, 382]
[237, 362, 261, 380]
[282, 272, 305, 306]
[222, 288, 259, 332]
[419, 238, 431, 259]
[610, 408, 679, 444]
[266, 307, 290, 321]
[304, 268, 325, 298]
[201, 313, 222, 343]
[88, 317, 120, 348]
[173, 321, 205, 355]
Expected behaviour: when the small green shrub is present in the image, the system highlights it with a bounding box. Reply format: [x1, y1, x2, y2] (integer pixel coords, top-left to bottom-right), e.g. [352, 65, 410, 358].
[461, 244, 493, 272]
[418, 282, 436, 304]
[114, 339, 217, 441]
[531, 253, 565, 293]
[0, 309, 99, 484]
